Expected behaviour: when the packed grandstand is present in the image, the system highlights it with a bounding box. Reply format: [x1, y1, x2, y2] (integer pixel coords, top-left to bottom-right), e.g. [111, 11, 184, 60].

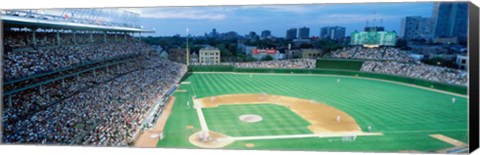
[191, 47, 467, 86]
[1, 9, 468, 147]
[2, 33, 468, 146]
[191, 59, 316, 69]
[330, 46, 420, 63]
[332, 47, 468, 86]
[2, 25, 187, 145]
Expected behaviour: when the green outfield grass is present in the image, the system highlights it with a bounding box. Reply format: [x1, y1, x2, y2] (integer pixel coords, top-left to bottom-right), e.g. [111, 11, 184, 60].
[157, 73, 468, 152]
[203, 104, 312, 137]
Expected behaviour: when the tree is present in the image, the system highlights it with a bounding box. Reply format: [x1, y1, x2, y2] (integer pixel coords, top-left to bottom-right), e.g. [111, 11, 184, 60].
[159, 39, 170, 50]
[263, 55, 274, 61]
[395, 39, 409, 50]
[318, 40, 341, 55]
[299, 43, 313, 49]
[191, 46, 202, 53]
[422, 57, 457, 68]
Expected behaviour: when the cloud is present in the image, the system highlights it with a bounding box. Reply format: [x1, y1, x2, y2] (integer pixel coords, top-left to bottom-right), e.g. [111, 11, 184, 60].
[137, 7, 231, 20]
[240, 5, 324, 14]
[313, 13, 401, 24]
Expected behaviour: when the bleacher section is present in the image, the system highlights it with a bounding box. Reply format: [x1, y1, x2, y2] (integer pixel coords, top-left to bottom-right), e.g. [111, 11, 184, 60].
[2, 21, 187, 146]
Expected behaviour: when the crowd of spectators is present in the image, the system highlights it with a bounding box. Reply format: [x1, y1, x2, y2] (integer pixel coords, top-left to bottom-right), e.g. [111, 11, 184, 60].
[4, 32, 154, 80]
[331, 47, 418, 63]
[191, 59, 316, 69]
[331, 46, 468, 86]
[3, 31, 31, 49]
[3, 29, 468, 145]
[361, 61, 468, 86]
[234, 59, 316, 69]
[3, 30, 134, 49]
[2, 54, 187, 145]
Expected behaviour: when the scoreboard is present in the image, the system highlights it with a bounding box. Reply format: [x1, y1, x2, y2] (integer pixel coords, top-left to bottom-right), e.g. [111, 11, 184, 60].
[251, 48, 278, 60]
[350, 31, 397, 47]
[253, 48, 277, 55]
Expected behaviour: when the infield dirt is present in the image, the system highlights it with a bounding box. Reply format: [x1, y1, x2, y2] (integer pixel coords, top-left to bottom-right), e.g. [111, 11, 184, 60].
[134, 97, 176, 147]
[197, 94, 364, 134]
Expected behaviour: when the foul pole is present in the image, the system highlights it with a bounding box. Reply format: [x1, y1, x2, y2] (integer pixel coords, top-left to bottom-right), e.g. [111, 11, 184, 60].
[186, 28, 190, 66]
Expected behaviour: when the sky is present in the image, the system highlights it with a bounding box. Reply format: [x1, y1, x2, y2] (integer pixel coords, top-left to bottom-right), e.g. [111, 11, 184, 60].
[130, 2, 434, 37]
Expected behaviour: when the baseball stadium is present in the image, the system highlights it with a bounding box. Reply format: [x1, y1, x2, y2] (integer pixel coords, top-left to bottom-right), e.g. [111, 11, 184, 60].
[135, 59, 469, 153]
[0, 5, 470, 154]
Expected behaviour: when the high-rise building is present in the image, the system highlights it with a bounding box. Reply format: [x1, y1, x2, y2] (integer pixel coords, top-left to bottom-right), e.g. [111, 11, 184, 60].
[298, 27, 310, 39]
[286, 28, 297, 40]
[364, 26, 385, 32]
[210, 28, 219, 38]
[261, 30, 271, 38]
[247, 31, 258, 40]
[320, 26, 346, 40]
[400, 16, 433, 40]
[432, 2, 468, 39]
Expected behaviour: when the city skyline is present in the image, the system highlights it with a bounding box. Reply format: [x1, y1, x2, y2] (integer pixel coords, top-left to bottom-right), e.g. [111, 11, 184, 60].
[134, 2, 434, 37]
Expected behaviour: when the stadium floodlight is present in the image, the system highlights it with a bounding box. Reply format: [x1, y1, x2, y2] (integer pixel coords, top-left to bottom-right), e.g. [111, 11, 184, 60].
[186, 27, 190, 66]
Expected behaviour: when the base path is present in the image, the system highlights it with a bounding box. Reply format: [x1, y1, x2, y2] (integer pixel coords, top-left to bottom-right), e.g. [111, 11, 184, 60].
[188, 94, 383, 148]
[193, 96, 210, 137]
[197, 94, 364, 133]
[430, 134, 469, 153]
[134, 97, 176, 147]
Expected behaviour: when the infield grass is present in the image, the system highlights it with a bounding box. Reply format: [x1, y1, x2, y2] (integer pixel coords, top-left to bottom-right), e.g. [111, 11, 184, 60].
[157, 73, 468, 152]
[203, 104, 312, 137]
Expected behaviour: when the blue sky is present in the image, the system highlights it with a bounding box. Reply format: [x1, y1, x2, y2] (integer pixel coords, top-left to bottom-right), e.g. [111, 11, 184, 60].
[132, 2, 434, 37]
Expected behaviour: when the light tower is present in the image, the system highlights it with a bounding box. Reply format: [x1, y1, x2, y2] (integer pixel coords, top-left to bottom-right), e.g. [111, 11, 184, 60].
[186, 27, 190, 66]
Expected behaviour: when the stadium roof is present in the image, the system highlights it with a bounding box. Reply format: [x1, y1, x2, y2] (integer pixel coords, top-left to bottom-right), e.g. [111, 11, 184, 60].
[2, 15, 154, 33]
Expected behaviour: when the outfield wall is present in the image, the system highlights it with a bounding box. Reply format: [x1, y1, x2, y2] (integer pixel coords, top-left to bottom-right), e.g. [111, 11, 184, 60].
[316, 59, 364, 70]
[188, 65, 467, 95]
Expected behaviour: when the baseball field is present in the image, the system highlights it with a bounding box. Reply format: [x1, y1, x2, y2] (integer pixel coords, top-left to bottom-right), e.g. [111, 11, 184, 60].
[153, 72, 468, 152]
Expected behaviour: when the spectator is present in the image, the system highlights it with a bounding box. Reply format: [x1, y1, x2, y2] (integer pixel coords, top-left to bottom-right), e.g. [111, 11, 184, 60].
[361, 61, 467, 86]
[2, 31, 187, 146]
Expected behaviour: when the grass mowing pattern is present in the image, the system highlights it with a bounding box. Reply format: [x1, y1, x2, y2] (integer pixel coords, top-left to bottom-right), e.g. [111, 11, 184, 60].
[155, 87, 200, 148]
[157, 73, 468, 152]
[203, 104, 312, 137]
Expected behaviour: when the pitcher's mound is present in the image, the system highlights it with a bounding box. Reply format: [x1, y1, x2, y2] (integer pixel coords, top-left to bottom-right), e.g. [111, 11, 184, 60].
[239, 114, 263, 123]
[189, 131, 234, 148]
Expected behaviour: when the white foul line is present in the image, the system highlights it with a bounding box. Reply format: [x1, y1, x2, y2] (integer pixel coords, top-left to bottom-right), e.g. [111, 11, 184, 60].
[193, 98, 210, 136]
[231, 132, 383, 141]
